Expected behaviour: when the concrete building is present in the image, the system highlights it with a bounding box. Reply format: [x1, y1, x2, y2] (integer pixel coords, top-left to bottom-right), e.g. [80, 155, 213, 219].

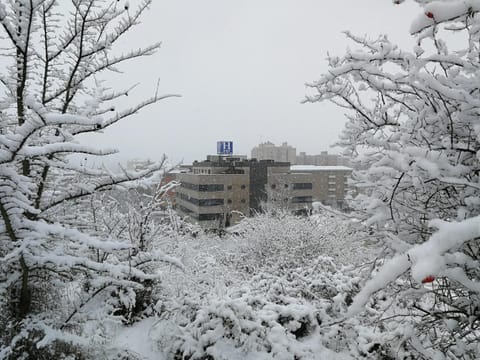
[175, 155, 352, 230]
[175, 156, 290, 230]
[251, 142, 351, 167]
[290, 165, 352, 209]
[251, 141, 296, 164]
[295, 151, 351, 167]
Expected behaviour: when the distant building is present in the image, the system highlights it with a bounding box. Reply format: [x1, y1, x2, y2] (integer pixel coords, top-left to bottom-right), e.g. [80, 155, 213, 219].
[251, 141, 297, 164]
[126, 158, 155, 171]
[175, 155, 352, 230]
[250, 142, 351, 167]
[295, 151, 351, 167]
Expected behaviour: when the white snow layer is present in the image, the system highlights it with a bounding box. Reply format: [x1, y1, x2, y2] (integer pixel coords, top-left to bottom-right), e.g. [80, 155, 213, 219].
[410, 0, 480, 34]
[349, 215, 480, 316]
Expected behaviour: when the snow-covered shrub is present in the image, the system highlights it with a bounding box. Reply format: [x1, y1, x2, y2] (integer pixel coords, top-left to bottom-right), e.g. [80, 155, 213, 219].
[306, 1, 480, 357]
[223, 210, 371, 275]
[154, 257, 368, 360]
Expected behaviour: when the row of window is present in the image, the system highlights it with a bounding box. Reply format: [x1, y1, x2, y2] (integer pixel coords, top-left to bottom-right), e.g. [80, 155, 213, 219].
[270, 183, 313, 190]
[193, 168, 212, 174]
[181, 182, 224, 192]
[292, 182, 313, 190]
[180, 182, 248, 192]
[178, 193, 224, 206]
[197, 213, 222, 221]
[177, 205, 194, 215]
[291, 196, 313, 204]
[177, 205, 223, 222]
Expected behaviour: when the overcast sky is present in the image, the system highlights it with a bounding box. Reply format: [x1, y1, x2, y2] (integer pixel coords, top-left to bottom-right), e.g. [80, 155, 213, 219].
[80, 0, 421, 165]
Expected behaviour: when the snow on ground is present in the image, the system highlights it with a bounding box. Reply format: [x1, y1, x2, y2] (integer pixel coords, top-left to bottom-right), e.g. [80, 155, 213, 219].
[112, 317, 163, 360]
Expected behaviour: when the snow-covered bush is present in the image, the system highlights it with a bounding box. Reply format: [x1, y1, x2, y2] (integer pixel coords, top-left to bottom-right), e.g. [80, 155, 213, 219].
[223, 210, 371, 275]
[306, 0, 480, 357]
[225, 210, 325, 273]
[154, 257, 367, 360]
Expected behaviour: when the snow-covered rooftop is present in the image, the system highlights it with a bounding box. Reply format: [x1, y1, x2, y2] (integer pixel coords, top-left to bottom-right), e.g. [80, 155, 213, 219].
[290, 165, 352, 172]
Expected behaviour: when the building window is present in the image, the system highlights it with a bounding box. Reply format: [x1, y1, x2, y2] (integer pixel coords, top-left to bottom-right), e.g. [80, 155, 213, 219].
[181, 182, 224, 192]
[241, 199, 246, 203]
[291, 196, 313, 204]
[199, 198, 224, 206]
[178, 193, 224, 206]
[241, 184, 246, 189]
[284, 184, 289, 188]
[178, 205, 194, 214]
[198, 213, 222, 221]
[199, 184, 224, 192]
[227, 199, 232, 204]
[292, 183, 313, 190]
[227, 185, 232, 190]
[271, 184, 276, 189]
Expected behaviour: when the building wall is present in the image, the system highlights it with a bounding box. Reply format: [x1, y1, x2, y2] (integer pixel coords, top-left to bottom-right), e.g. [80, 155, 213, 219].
[290, 166, 352, 208]
[176, 173, 250, 229]
[248, 161, 290, 213]
[268, 172, 314, 212]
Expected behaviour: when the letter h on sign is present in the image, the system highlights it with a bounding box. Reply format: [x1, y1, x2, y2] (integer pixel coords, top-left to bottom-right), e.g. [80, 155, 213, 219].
[217, 141, 233, 155]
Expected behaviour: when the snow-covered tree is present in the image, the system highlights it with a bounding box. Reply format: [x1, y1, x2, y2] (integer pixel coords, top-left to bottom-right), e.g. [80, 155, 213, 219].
[306, 1, 480, 357]
[0, 1, 179, 358]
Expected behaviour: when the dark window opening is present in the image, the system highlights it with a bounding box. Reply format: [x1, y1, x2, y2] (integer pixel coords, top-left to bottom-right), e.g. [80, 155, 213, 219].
[178, 193, 224, 206]
[198, 213, 222, 221]
[291, 196, 313, 204]
[293, 183, 312, 190]
[180, 182, 224, 192]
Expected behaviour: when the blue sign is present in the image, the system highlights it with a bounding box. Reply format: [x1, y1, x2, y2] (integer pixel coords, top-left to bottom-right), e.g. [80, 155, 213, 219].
[217, 141, 233, 155]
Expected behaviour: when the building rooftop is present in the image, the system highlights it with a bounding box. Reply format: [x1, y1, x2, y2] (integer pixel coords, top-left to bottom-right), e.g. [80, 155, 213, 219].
[290, 165, 353, 171]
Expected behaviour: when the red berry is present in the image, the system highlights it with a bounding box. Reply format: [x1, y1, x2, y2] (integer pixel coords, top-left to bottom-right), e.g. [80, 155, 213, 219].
[425, 11, 434, 19]
[421, 275, 435, 283]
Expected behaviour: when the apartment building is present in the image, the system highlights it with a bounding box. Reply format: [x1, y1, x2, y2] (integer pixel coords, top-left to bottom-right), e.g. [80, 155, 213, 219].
[251, 141, 297, 164]
[175, 155, 352, 230]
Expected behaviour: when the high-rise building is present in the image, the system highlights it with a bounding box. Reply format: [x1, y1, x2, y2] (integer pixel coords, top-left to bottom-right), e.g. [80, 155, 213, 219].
[251, 142, 351, 167]
[251, 141, 297, 164]
[295, 151, 351, 167]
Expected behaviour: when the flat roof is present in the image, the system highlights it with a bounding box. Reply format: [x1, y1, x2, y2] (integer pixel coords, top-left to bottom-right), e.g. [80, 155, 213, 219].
[290, 165, 352, 171]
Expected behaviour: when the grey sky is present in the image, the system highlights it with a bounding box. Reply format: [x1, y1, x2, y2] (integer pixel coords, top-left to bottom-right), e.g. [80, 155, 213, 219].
[81, 0, 420, 165]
